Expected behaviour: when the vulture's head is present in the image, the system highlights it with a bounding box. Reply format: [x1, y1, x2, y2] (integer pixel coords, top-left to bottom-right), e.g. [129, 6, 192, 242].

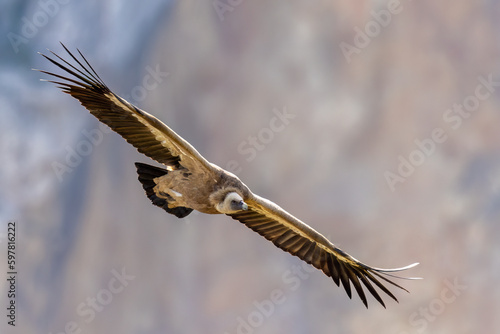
[216, 191, 248, 214]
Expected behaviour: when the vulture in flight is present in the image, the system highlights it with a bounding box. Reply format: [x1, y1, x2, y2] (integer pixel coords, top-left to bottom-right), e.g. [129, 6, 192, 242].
[38, 44, 418, 308]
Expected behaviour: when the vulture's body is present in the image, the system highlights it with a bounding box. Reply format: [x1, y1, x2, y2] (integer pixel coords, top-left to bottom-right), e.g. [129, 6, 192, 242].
[38, 44, 418, 308]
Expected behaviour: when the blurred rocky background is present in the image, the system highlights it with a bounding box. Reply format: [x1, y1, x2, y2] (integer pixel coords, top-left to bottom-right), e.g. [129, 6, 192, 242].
[1, 1, 499, 333]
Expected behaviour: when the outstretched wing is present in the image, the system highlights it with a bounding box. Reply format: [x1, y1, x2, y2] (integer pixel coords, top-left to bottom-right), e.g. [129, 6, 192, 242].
[37, 43, 212, 172]
[229, 194, 419, 308]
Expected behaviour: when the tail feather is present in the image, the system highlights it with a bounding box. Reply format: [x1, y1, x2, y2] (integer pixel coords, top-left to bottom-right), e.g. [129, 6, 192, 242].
[135, 162, 193, 218]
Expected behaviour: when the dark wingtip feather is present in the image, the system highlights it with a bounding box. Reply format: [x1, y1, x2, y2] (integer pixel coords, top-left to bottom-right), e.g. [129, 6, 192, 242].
[337, 261, 352, 300]
[354, 270, 386, 308]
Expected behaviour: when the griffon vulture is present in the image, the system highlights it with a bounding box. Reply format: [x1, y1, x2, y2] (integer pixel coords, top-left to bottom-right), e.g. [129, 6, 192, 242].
[38, 44, 418, 308]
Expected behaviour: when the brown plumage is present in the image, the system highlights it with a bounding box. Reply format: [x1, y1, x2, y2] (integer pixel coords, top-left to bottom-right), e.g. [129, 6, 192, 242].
[37, 44, 419, 308]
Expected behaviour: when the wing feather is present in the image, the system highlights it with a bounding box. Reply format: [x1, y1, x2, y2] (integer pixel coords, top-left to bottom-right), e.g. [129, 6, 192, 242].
[326, 253, 340, 286]
[37, 43, 212, 171]
[229, 194, 419, 308]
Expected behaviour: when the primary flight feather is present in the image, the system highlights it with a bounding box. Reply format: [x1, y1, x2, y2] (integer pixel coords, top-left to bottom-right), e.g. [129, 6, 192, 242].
[38, 44, 418, 308]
